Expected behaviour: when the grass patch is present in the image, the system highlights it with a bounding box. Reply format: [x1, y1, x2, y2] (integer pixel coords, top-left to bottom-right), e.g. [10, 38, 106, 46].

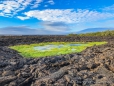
[9, 42, 107, 58]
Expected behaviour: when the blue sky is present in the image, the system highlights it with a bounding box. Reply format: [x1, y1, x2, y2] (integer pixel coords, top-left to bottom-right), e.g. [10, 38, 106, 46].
[0, 0, 114, 35]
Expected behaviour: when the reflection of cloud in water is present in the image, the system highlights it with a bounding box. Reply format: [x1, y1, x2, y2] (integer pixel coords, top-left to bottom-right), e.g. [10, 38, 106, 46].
[34, 44, 83, 52]
[34, 44, 64, 51]
[70, 44, 82, 46]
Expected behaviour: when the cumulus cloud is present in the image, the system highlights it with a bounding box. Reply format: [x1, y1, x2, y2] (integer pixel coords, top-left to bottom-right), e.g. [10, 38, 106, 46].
[17, 9, 114, 23]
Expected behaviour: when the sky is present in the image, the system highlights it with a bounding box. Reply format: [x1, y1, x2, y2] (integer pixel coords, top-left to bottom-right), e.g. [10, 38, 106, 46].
[0, 0, 114, 35]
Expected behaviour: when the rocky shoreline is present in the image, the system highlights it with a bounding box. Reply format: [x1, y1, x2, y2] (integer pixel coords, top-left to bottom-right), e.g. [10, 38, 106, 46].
[0, 36, 114, 86]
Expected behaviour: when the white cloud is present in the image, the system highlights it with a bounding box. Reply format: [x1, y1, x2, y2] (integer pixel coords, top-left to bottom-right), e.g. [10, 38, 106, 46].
[31, 0, 43, 8]
[103, 4, 114, 12]
[17, 9, 114, 23]
[0, 0, 44, 17]
[0, 0, 33, 16]
[0, 12, 4, 16]
[17, 16, 30, 20]
[0, 0, 56, 17]
[48, 0, 55, 5]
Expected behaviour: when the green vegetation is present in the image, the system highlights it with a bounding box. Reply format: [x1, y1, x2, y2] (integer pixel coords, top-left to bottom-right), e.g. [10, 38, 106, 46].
[9, 42, 107, 58]
[68, 30, 114, 36]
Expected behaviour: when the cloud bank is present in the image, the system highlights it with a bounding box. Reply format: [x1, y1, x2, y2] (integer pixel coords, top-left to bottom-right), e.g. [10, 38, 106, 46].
[0, 22, 69, 35]
[17, 9, 114, 23]
[41, 22, 69, 31]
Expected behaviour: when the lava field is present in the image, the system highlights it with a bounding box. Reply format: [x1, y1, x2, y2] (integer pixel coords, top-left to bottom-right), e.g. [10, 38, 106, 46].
[0, 36, 114, 86]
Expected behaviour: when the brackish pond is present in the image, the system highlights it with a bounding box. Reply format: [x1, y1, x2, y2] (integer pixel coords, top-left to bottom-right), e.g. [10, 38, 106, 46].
[10, 42, 107, 58]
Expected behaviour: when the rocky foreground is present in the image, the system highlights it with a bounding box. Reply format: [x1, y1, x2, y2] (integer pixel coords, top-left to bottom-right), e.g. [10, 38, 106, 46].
[0, 36, 114, 86]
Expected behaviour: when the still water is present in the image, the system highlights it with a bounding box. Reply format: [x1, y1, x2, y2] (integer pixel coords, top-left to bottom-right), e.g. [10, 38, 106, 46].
[34, 44, 83, 51]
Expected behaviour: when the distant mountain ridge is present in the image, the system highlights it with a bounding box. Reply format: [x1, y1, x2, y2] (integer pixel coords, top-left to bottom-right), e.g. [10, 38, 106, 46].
[77, 28, 114, 34]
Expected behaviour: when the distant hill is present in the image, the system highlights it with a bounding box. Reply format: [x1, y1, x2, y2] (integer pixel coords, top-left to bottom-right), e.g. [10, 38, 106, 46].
[68, 30, 114, 36]
[77, 28, 114, 34]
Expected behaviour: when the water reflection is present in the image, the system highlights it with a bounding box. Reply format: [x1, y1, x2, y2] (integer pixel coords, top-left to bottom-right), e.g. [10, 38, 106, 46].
[34, 44, 83, 51]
